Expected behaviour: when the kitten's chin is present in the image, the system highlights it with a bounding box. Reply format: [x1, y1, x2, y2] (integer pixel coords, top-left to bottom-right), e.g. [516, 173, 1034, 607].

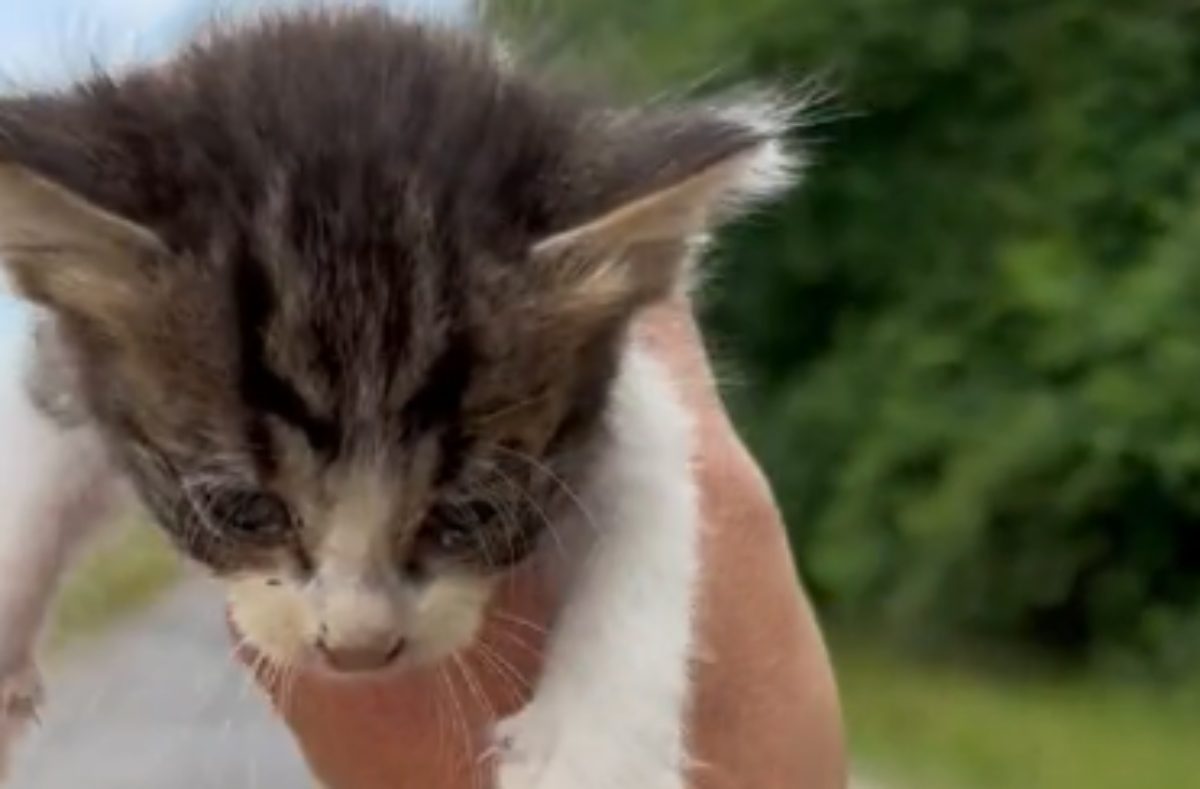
[226, 574, 495, 678]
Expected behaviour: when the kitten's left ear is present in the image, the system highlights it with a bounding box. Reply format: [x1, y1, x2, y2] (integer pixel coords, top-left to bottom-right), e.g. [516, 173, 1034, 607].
[0, 164, 165, 327]
[533, 99, 798, 316]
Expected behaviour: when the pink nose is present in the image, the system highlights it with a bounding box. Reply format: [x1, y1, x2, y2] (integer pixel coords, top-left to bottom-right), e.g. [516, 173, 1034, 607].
[316, 635, 407, 673]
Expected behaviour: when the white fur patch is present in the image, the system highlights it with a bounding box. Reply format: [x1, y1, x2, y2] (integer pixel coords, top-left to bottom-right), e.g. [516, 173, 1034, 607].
[494, 345, 699, 788]
[713, 94, 806, 206]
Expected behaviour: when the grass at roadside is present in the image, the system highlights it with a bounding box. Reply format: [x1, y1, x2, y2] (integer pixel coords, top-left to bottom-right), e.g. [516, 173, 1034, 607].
[834, 637, 1200, 789]
[49, 521, 181, 649]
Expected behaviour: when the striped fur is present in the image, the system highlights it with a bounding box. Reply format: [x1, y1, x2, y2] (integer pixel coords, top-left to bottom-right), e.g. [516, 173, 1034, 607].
[0, 8, 794, 674]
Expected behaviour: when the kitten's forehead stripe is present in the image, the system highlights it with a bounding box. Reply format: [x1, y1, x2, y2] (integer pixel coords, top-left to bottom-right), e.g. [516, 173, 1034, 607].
[232, 240, 336, 457]
[400, 332, 475, 435]
[403, 331, 478, 486]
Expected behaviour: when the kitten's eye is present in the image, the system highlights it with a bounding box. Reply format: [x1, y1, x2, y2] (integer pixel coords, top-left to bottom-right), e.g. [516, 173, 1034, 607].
[199, 488, 293, 542]
[435, 522, 473, 552]
[231, 492, 293, 538]
[464, 500, 499, 525]
[235, 491, 291, 534]
[422, 500, 497, 554]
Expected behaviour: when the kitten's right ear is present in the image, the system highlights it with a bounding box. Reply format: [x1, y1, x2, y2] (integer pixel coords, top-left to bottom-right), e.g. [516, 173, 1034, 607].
[530, 96, 798, 321]
[0, 164, 164, 326]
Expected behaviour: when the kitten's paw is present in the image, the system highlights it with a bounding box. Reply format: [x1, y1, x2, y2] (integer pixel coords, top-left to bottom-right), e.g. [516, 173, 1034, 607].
[491, 706, 556, 789]
[0, 658, 43, 780]
[491, 705, 685, 789]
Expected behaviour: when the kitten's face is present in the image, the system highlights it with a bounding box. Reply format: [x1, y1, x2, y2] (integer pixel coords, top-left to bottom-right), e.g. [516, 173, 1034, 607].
[0, 11, 793, 674]
[96, 228, 618, 672]
[29, 179, 626, 672]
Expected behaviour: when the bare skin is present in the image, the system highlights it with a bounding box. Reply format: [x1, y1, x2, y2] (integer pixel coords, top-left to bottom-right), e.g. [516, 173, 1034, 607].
[244, 300, 848, 789]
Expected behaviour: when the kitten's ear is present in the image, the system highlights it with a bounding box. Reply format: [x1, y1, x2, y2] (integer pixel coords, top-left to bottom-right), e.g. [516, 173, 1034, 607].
[532, 99, 797, 315]
[0, 164, 164, 325]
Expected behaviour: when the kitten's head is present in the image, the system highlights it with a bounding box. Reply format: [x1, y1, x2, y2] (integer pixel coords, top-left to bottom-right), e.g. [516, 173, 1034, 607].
[0, 11, 795, 674]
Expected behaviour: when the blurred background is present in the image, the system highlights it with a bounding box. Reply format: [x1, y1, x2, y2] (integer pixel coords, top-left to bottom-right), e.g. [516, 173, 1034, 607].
[4, 1, 1200, 787]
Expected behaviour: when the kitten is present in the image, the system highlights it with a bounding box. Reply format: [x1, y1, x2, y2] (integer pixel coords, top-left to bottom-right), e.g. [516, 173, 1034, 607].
[0, 9, 794, 787]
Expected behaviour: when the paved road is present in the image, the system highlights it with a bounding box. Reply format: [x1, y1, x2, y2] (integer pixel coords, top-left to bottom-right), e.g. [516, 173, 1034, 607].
[8, 578, 314, 789]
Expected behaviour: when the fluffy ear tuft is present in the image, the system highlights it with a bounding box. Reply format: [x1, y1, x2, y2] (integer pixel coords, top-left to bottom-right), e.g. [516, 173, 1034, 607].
[0, 164, 164, 326]
[707, 92, 804, 203]
[532, 94, 800, 317]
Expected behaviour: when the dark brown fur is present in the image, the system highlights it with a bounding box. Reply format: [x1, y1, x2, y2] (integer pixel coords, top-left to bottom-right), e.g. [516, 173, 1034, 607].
[0, 9, 772, 578]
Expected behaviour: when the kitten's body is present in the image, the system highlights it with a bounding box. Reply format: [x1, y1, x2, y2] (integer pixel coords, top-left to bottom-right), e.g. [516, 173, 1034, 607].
[0, 10, 794, 786]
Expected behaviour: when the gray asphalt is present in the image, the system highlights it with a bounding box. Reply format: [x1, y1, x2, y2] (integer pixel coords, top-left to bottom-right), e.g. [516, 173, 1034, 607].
[8, 578, 314, 789]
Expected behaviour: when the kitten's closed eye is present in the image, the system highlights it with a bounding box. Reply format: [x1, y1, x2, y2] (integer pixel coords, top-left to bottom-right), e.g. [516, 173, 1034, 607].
[194, 486, 294, 544]
[421, 499, 500, 554]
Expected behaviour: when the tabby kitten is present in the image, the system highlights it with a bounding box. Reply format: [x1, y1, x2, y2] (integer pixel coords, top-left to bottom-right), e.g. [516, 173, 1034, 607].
[0, 9, 794, 787]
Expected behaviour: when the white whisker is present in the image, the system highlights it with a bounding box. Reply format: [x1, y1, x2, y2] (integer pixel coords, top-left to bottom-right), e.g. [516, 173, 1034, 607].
[492, 444, 599, 537]
[443, 661, 479, 789]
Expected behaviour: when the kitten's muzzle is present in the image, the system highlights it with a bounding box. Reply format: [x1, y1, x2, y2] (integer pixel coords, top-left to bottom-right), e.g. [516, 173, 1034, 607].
[315, 632, 408, 673]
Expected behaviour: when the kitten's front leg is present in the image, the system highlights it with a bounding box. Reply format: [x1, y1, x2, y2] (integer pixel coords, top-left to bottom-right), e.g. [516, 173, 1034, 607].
[495, 349, 699, 789]
[0, 376, 117, 778]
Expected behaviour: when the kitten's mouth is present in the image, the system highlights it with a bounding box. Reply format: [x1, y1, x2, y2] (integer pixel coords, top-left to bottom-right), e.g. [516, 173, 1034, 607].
[314, 636, 409, 674]
[238, 642, 425, 689]
[229, 616, 423, 685]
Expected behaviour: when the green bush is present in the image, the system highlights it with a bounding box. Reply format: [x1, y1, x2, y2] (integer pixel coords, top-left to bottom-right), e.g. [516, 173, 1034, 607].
[491, 0, 1200, 668]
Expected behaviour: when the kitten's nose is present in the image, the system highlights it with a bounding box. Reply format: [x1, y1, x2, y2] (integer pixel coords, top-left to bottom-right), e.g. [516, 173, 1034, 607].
[316, 632, 407, 673]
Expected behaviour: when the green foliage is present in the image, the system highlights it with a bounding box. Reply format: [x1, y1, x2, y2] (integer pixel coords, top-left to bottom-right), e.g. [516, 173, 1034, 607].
[51, 521, 179, 649]
[493, 0, 1200, 666]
